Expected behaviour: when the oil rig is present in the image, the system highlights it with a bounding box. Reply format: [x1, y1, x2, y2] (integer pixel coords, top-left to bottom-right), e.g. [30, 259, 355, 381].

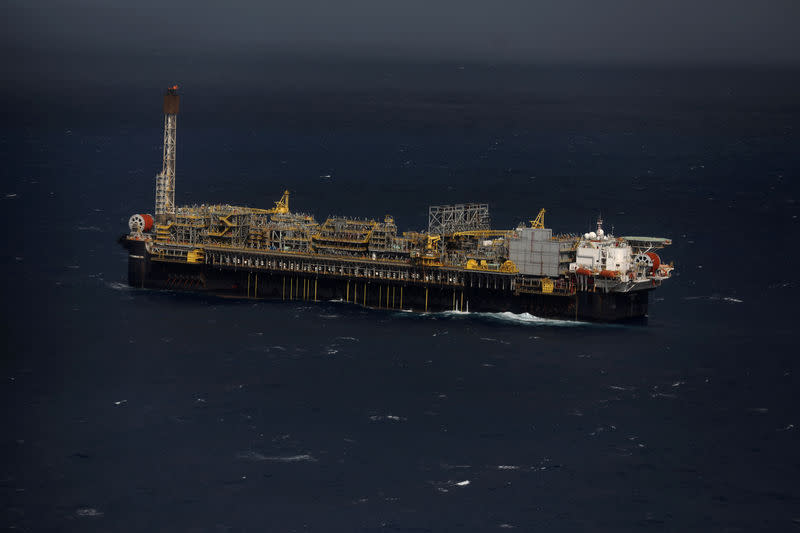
[120, 87, 673, 321]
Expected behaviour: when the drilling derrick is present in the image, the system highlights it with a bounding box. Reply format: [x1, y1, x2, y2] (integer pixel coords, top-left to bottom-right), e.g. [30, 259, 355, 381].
[155, 85, 179, 223]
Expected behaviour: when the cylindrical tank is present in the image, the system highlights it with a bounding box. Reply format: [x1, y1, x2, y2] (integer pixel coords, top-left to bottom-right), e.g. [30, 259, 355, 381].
[129, 213, 154, 233]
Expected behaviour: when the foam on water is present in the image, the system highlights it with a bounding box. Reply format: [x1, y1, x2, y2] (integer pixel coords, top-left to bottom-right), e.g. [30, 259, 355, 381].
[236, 451, 317, 462]
[75, 508, 103, 518]
[401, 309, 591, 327]
[369, 414, 407, 422]
[683, 295, 743, 304]
[482, 311, 588, 326]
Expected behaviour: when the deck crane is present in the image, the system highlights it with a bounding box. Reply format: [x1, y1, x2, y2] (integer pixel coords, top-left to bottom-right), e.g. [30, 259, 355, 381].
[530, 208, 546, 229]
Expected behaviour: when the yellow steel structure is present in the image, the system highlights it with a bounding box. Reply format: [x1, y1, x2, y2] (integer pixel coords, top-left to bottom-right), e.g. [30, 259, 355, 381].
[270, 190, 290, 214]
[530, 208, 546, 229]
[155, 223, 172, 241]
[500, 260, 519, 273]
[186, 249, 205, 263]
[448, 230, 513, 239]
[541, 278, 554, 294]
[419, 235, 443, 267]
[465, 258, 518, 273]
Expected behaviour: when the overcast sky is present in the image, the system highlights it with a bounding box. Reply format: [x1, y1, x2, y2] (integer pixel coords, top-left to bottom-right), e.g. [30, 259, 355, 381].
[4, 0, 799, 67]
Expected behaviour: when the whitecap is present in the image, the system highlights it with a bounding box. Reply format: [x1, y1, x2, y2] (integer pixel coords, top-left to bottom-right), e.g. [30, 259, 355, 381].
[683, 295, 743, 304]
[398, 309, 589, 326]
[440, 463, 471, 470]
[651, 392, 677, 399]
[236, 451, 317, 462]
[75, 508, 103, 518]
[105, 281, 130, 291]
[455, 480, 470, 486]
[369, 414, 407, 422]
[474, 311, 585, 327]
[497, 465, 519, 470]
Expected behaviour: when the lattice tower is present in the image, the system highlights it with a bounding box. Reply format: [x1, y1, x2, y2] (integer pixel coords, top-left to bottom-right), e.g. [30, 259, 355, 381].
[155, 86, 179, 223]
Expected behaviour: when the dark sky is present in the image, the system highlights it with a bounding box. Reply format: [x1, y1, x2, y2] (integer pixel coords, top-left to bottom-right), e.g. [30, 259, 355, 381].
[3, 0, 799, 85]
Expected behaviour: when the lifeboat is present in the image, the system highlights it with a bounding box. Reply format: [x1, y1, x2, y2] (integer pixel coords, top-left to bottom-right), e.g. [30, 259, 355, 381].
[599, 270, 620, 279]
[575, 267, 592, 276]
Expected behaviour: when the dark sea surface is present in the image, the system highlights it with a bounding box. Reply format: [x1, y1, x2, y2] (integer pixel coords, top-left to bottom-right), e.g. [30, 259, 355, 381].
[2, 63, 800, 531]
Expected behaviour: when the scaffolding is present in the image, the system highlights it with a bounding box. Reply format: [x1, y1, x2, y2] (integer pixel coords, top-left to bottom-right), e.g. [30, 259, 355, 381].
[428, 203, 490, 235]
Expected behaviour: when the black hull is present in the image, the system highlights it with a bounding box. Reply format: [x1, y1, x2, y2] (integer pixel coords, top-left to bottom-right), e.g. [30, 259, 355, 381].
[120, 238, 650, 322]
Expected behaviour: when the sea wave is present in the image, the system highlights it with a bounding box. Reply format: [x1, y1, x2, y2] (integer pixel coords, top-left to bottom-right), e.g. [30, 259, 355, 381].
[236, 451, 317, 462]
[369, 414, 407, 422]
[402, 309, 588, 327]
[683, 295, 743, 303]
[105, 281, 131, 291]
[75, 508, 103, 518]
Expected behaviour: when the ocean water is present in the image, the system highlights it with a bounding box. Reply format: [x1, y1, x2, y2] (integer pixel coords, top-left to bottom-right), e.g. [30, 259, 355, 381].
[2, 63, 799, 531]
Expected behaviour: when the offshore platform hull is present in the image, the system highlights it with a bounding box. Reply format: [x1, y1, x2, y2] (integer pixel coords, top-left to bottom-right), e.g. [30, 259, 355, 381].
[118, 86, 672, 324]
[122, 238, 651, 322]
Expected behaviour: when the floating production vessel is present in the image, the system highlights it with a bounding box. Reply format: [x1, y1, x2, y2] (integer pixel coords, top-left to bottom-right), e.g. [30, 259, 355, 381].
[119, 87, 673, 321]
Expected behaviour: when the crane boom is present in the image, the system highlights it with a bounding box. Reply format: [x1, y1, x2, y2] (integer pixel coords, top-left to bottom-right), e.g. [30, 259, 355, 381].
[530, 208, 546, 229]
